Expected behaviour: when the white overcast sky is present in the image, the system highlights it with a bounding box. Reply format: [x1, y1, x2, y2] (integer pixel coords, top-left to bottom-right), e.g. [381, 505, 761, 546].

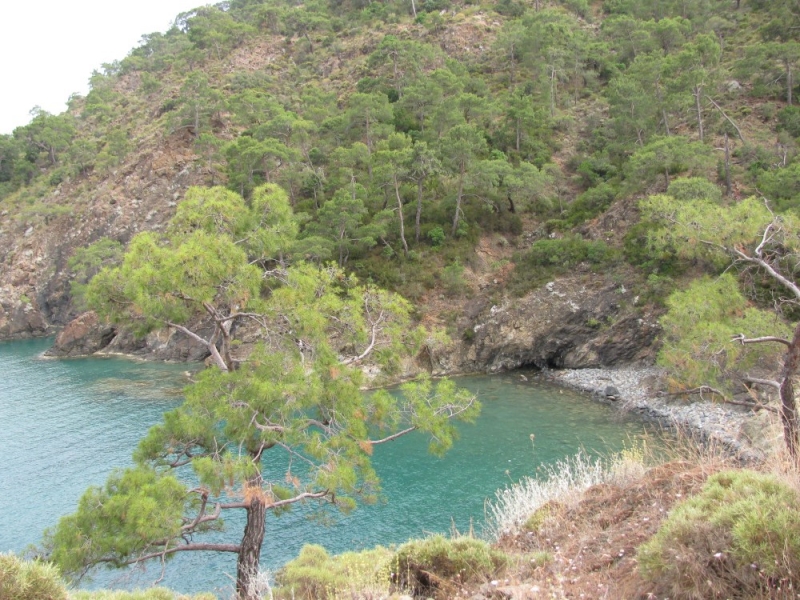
[0, 0, 205, 134]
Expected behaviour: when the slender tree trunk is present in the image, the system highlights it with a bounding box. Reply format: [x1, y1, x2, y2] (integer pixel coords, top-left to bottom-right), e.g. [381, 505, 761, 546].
[451, 164, 465, 236]
[694, 84, 704, 142]
[724, 133, 732, 197]
[779, 323, 800, 463]
[662, 109, 671, 136]
[415, 179, 423, 243]
[788, 64, 794, 106]
[394, 175, 409, 256]
[236, 473, 267, 600]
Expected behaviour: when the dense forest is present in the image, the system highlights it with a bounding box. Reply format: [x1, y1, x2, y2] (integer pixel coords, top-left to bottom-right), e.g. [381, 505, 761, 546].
[4, 0, 800, 598]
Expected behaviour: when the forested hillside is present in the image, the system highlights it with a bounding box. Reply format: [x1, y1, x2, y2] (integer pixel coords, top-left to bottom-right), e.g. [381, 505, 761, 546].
[6, 2, 800, 598]
[2, 0, 800, 375]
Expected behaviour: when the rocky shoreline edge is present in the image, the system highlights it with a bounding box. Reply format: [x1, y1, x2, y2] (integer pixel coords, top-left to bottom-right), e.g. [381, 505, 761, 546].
[545, 366, 781, 464]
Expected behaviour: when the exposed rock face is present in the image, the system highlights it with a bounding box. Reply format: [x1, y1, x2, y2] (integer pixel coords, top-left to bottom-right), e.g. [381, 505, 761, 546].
[47, 311, 216, 363]
[0, 131, 205, 340]
[99, 325, 214, 363]
[0, 301, 50, 338]
[442, 276, 660, 374]
[46, 311, 116, 357]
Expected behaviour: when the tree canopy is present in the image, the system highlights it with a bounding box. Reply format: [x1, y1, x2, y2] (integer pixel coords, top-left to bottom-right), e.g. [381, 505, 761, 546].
[45, 185, 479, 599]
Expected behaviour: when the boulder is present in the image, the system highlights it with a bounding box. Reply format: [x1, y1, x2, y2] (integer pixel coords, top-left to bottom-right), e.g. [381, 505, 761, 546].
[46, 311, 116, 357]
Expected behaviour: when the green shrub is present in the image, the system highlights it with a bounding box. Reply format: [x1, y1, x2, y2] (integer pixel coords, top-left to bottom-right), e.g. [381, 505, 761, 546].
[274, 544, 393, 600]
[0, 553, 67, 600]
[394, 535, 507, 596]
[639, 470, 800, 600]
[428, 226, 445, 247]
[522, 236, 615, 269]
[441, 260, 468, 297]
[666, 177, 722, 204]
[623, 220, 681, 275]
[564, 182, 617, 226]
[509, 236, 616, 296]
[777, 105, 800, 138]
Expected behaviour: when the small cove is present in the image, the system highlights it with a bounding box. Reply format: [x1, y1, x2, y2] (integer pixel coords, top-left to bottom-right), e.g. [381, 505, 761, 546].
[0, 337, 653, 597]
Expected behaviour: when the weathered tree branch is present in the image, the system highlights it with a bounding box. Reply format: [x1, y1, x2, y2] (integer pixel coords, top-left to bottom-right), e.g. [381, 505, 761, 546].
[732, 333, 791, 346]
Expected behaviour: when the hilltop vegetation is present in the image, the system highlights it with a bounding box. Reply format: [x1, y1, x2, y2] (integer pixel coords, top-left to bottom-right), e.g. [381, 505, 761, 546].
[2, 0, 798, 309]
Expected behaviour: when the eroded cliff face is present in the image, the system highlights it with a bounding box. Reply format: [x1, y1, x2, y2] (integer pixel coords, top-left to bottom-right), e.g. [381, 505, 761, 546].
[0, 133, 204, 338]
[436, 275, 660, 375]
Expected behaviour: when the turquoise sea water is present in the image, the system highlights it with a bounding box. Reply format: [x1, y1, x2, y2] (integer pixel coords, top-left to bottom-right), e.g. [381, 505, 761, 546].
[0, 337, 650, 597]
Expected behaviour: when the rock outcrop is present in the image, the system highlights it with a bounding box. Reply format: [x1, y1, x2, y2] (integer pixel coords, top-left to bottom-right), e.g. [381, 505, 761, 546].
[0, 300, 50, 338]
[46, 311, 115, 357]
[441, 275, 660, 374]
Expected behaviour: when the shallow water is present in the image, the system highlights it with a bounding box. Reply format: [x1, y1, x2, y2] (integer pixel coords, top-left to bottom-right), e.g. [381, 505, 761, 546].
[0, 338, 650, 596]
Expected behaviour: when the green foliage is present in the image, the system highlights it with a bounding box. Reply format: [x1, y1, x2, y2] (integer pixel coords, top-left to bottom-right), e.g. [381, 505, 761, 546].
[0, 553, 66, 600]
[44, 467, 188, 579]
[622, 220, 681, 275]
[639, 470, 800, 599]
[51, 185, 479, 592]
[67, 238, 124, 311]
[657, 274, 790, 392]
[665, 177, 722, 204]
[428, 226, 445, 246]
[441, 260, 468, 297]
[274, 544, 393, 600]
[626, 137, 714, 192]
[510, 236, 616, 295]
[756, 164, 800, 213]
[777, 106, 800, 139]
[394, 535, 507, 594]
[564, 182, 617, 226]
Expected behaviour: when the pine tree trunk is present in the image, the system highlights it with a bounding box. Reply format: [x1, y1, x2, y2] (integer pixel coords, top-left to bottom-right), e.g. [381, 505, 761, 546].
[451, 164, 465, 236]
[694, 84, 704, 142]
[779, 323, 800, 463]
[394, 176, 409, 256]
[415, 179, 423, 243]
[236, 477, 267, 600]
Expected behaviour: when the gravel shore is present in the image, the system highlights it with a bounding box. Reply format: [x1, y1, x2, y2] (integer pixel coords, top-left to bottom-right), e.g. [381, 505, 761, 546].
[546, 366, 780, 463]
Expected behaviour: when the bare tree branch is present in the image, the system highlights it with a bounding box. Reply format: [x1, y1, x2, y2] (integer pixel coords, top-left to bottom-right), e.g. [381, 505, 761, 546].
[732, 333, 791, 346]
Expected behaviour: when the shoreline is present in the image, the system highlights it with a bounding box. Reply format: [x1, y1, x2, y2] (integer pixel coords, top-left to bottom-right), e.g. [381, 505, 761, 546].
[545, 366, 779, 464]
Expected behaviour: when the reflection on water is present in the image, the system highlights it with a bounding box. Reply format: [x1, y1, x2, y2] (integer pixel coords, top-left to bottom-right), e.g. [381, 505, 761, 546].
[0, 337, 654, 597]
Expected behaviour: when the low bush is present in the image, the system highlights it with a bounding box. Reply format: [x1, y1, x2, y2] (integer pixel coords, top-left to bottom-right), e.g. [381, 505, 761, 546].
[274, 544, 393, 600]
[0, 553, 67, 600]
[394, 535, 507, 596]
[509, 236, 617, 295]
[638, 470, 800, 600]
[564, 182, 617, 226]
[777, 105, 800, 138]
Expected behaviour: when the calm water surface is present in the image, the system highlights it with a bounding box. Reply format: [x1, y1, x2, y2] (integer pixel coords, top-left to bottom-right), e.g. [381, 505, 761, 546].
[0, 338, 650, 596]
